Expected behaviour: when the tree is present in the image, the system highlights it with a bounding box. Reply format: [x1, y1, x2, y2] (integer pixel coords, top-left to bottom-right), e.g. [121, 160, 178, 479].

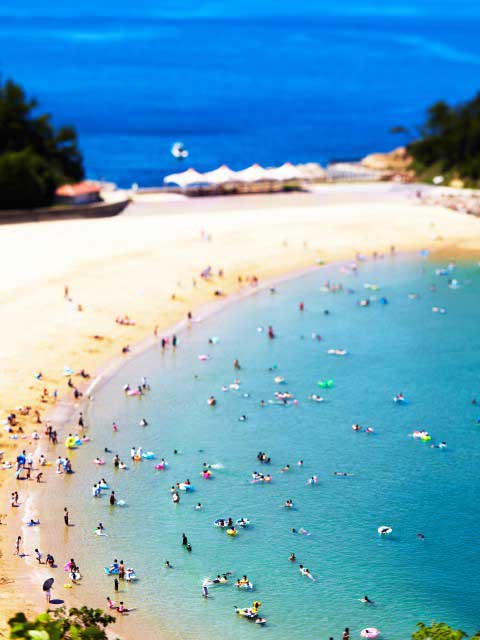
[0, 79, 84, 208]
[412, 622, 480, 640]
[0, 149, 56, 208]
[409, 93, 480, 184]
[8, 607, 115, 639]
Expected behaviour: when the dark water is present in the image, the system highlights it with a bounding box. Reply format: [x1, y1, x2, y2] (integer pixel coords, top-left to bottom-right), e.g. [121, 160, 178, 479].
[1, 1, 479, 185]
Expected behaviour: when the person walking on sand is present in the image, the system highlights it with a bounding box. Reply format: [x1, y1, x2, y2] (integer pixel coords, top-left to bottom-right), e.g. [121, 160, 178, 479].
[15, 536, 21, 556]
[64, 507, 69, 526]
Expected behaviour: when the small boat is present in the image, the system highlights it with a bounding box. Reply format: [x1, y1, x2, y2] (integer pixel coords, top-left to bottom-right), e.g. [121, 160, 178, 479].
[171, 141, 189, 159]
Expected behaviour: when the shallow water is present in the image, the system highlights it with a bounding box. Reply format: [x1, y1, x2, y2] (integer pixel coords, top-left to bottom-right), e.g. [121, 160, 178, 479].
[57, 255, 480, 639]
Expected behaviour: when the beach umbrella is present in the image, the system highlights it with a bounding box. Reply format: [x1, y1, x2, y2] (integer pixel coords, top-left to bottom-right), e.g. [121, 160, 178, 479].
[163, 168, 210, 187]
[42, 577, 54, 591]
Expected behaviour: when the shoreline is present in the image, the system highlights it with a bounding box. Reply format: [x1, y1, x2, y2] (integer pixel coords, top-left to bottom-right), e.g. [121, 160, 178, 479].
[0, 258, 344, 639]
[1, 185, 480, 636]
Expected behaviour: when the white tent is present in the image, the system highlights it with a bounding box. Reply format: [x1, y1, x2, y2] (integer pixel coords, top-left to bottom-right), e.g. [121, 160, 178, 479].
[234, 163, 273, 182]
[266, 162, 303, 181]
[164, 168, 210, 187]
[203, 164, 240, 184]
[295, 163, 326, 180]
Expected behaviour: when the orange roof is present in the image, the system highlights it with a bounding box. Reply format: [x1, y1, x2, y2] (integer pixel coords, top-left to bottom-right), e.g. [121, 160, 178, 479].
[56, 181, 100, 196]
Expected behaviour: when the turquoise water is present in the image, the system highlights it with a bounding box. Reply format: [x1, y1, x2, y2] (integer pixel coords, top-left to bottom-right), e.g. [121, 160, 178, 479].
[59, 255, 480, 639]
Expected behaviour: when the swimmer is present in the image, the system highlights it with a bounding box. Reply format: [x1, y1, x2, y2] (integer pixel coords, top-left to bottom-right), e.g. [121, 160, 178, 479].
[117, 602, 132, 614]
[360, 595, 374, 604]
[284, 499, 294, 509]
[289, 553, 296, 562]
[106, 597, 117, 610]
[139, 418, 148, 427]
[165, 560, 172, 569]
[239, 415, 247, 422]
[334, 471, 354, 477]
[112, 422, 118, 432]
[195, 503, 202, 510]
[417, 532, 425, 540]
[281, 464, 291, 472]
[297, 460, 304, 466]
[299, 565, 315, 581]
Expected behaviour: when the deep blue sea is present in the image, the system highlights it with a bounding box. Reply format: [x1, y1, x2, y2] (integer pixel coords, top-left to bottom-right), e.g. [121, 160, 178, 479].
[1, 0, 480, 187]
[51, 254, 480, 640]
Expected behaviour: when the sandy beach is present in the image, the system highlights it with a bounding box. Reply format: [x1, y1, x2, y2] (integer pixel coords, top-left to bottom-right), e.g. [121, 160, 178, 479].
[1, 184, 480, 635]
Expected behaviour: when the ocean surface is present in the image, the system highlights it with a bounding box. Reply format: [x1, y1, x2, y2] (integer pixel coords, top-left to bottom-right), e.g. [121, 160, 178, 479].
[54, 254, 480, 640]
[1, 1, 480, 186]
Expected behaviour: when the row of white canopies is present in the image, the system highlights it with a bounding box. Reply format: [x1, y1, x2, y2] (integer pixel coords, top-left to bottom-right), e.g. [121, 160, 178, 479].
[164, 162, 326, 188]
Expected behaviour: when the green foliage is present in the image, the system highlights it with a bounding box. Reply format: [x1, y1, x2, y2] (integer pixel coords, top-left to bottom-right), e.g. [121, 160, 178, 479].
[408, 93, 480, 184]
[0, 149, 56, 208]
[412, 622, 480, 640]
[8, 607, 115, 640]
[0, 79, 84, 208]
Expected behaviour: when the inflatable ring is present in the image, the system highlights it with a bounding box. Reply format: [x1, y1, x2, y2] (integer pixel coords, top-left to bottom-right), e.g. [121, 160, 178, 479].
[377, 526, 392, 535]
